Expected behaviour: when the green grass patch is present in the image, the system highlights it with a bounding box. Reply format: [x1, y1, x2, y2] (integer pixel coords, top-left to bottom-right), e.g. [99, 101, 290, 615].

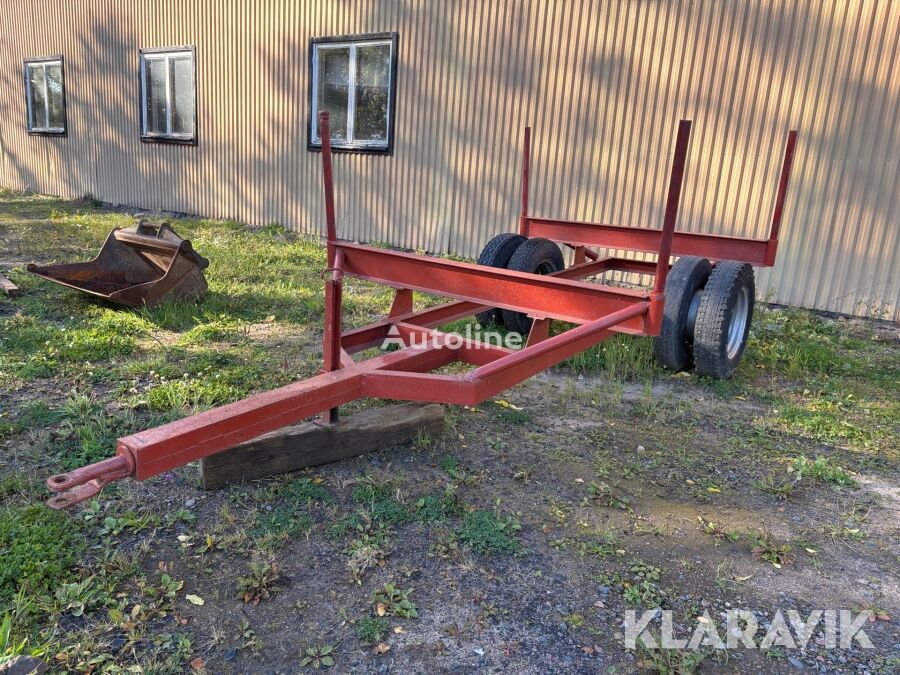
[791, 455, 857, 488]
[771, 391, 896, 454]
[355, 616, 389, 644]
[457, 509, 521, 555]
[351, 480, 411, 526]
[0, 505, 85, 605]
[250, 505, 312, 550]
[415, 489, 463, 523]
[560, 331, 659, 380]
[281, 477, 332, 506]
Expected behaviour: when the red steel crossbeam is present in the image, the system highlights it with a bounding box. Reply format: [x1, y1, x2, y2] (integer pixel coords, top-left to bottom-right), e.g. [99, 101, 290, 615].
[525, 129, 798, 268]
[335, 242, 648, 326]
[340, 254, 658, 354]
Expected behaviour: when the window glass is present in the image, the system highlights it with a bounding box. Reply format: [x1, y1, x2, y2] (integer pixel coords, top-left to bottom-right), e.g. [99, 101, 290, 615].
[46, 63, 65, 129]
[28, 65, 47, 129]
[354, 44, 390, 142]
[317, 46, 350, 140]
[309, 35, 396, 151]
[171, 55, 195, 135]
[145, 58, 168, 134]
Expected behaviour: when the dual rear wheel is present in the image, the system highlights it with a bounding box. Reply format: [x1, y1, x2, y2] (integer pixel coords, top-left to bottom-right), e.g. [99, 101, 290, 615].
[475, 233, 563, 334]
[474, 234, 755, 379]
[653, 256, 755, 379]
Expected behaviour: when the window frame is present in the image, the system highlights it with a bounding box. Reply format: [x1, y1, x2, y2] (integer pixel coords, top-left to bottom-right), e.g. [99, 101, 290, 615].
[138, 45, 198, 146]
[23, 55, 67, 136]
[308, 32, 398, 155]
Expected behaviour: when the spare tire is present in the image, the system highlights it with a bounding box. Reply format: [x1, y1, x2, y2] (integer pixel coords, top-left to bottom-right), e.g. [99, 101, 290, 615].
[653, 256, 713, 371]
[693, 260, 756, 379]
[475, 233, 528, 327]
[500, 237, 564, 335]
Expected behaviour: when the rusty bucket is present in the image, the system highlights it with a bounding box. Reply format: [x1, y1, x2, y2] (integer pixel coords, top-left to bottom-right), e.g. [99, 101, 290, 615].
[27, 220, 209, 307]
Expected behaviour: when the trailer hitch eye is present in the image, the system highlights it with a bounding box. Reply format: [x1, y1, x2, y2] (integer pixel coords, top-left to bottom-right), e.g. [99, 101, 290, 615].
[45, 455, 133, 510]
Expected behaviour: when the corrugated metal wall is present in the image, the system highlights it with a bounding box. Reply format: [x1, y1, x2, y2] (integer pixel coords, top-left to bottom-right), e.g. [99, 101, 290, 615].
[1, 1, 898, 319]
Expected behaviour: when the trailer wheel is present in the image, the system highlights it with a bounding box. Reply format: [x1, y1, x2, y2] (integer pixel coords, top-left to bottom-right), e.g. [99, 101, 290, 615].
[501, 237, 564, 335]
[475, 233, 528, 327]
[693, 260, 756, 379]
[653, 256, 713, 371]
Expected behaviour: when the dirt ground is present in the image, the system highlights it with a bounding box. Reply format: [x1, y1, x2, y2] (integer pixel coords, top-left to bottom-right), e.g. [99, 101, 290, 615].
[1, 192, 898, 674]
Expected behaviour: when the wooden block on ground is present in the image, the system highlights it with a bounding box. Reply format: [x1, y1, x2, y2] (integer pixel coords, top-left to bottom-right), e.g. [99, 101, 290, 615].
[0, 273, 20, 297]
[200, 402, 445, 489]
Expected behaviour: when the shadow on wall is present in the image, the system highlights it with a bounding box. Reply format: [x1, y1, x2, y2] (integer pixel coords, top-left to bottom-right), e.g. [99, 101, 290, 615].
[3, 0, 898, 316]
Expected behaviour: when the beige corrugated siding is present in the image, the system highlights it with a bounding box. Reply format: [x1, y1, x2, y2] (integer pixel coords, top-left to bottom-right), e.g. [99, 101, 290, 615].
[1, 0, 897, 318]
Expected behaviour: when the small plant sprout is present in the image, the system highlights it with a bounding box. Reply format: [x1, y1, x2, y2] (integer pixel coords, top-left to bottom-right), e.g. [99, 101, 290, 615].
[749, 532, 795, 568]
[300, 643, 335, 669]
[237, 559, 281, 604]
[371, 583, 418, 619]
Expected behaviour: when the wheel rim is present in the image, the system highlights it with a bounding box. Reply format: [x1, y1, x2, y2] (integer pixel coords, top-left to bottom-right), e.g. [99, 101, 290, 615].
[727, 285, 750, 359]
[535, 259, 556, 275]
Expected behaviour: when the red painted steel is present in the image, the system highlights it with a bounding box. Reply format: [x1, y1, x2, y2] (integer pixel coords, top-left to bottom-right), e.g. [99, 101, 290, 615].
[765, 131, 798, 266]
[320, 112, 338, 266]
[652, 120, 692, 296]
[527, 218, 772, 265]
[339, 256, 657, 353]
[46, 116, 796, 509]
[336, 242, 646, 325]
[519, 126, 531, 237]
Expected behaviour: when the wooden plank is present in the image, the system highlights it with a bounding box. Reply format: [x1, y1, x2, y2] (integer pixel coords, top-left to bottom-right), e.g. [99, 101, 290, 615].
[0, 273, 20, 297]
[199, 402, 445, 489]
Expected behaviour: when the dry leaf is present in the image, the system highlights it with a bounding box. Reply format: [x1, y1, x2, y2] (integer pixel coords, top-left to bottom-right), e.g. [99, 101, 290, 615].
[376, 602, 387, 617]
[374, 642, 391, 655]
[186, 594, 204, 606]
[190, 657, 205, 670]
[393, 626, 404, 633]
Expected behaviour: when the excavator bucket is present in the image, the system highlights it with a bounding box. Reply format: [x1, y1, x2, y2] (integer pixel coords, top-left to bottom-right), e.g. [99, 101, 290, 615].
[27, 220, 209, 308]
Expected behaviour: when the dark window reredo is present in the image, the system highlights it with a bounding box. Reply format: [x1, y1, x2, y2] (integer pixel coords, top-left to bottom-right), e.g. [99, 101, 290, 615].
[308, 32, 398, 155]
[24, 55, 67, 136]
[139, 45, 197, 145]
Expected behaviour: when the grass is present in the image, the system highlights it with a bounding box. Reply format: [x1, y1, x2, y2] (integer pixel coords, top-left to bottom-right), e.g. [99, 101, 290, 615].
[790, 455, 857, 487]
[457, 509, 521, 555]
[414, 488, 463, 523]
[0, 505, 84, 604]
[744, 306, 899, 462]
[351, 478, 411, 526]
[355, 616, 389, 644]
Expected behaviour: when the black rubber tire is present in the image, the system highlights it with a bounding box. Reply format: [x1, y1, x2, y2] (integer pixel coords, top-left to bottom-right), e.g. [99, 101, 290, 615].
[475, 233, 528, 327]
[693, 260, 756, 379]
[501, 238, 564, 335]
[652, 256, 713, 371]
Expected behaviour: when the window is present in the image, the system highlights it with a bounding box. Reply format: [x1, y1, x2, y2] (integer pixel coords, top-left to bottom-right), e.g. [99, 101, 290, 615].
[309, 33, 398, 154]
[24, 56, 66, 135]
[139, 46, 197, 144]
